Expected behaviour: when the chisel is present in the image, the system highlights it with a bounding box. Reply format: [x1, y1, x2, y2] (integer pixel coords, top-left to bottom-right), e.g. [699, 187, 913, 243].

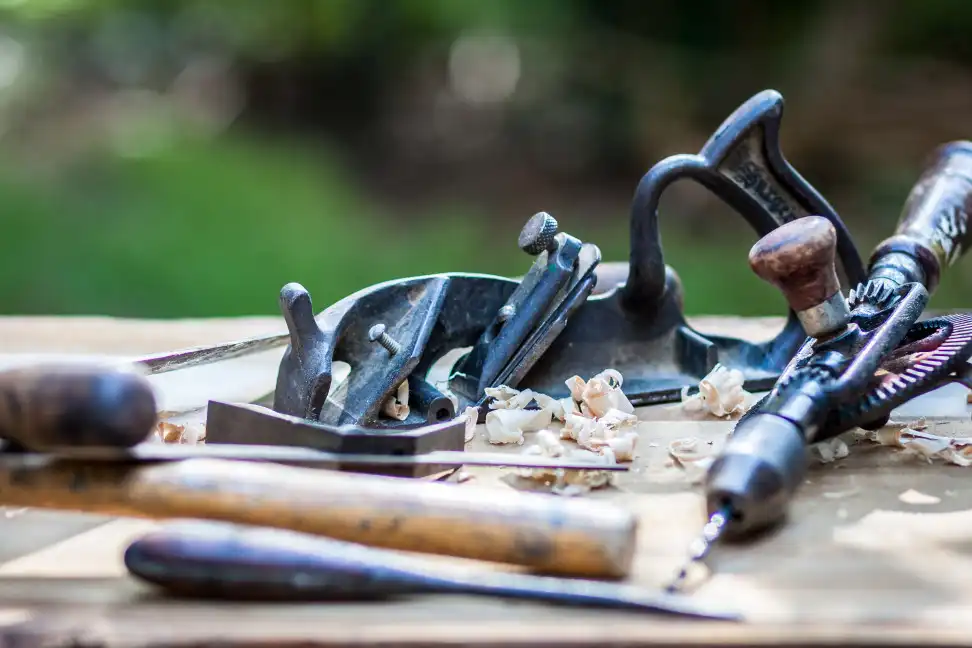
[124, 520, 740, 621]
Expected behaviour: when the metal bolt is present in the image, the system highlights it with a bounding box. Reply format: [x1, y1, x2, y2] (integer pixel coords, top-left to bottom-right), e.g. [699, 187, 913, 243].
[498, 304, 516, 322]
[368, 324, 402, 356]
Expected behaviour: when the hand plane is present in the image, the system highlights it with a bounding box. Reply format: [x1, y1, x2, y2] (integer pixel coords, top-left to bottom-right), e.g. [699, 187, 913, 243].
[517, 89, 868, 406]
[202, 212, 601, 474]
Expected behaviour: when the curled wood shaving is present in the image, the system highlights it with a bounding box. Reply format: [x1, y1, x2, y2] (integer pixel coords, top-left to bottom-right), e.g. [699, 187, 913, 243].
[859, 426, 972, 466]
[667, 437, 712, 466]
[679, 364, 751, 418]
[480, 369, 638, 459]
[462, 406, 478, 443]
[381, 380, 410, 421]
[579, 369, 633, 418]
[484, 408, 552, 445]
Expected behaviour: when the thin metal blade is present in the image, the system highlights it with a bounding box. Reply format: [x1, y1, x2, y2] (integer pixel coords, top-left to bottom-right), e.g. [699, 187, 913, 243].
[136, 333, 290, 375]
[6, 443, 630, 472]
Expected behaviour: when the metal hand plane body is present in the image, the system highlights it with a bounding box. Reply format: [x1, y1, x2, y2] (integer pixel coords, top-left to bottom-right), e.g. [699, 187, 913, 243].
[518, 90, 866, 406]
[272, 213, 600, 430]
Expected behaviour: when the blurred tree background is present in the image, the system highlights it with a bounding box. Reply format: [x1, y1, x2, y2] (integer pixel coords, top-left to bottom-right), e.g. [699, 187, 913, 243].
[1, 0, 972, 318]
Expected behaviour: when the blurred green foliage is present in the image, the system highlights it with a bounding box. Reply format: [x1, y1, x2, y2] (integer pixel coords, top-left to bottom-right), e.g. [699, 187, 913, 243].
[0, 0, 971, 319]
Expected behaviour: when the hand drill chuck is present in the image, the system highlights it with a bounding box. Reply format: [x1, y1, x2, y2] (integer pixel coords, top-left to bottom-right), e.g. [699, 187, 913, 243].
[704, 412, 807, 538]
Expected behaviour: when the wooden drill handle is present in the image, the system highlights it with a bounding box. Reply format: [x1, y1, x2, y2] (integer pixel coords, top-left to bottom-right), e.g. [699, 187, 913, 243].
[0, 457, 637, 579]
[748, 215, 840, 312]
[0, 364, 157, 450]
[870, 141, 972, 292]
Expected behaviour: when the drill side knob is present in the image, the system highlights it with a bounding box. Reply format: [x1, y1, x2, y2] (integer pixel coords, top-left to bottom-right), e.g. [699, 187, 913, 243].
[749, 216, 850, 338]
[519, 212, 559, 256]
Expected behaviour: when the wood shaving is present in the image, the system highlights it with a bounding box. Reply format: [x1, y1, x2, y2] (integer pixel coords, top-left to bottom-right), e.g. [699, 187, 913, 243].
[859, 426, 972, 466]
[380, 380, 410, 421]
[667, 437, 715, 482]
[462, 406, 478, 443]
[898, 488, 941, 505]
[516, 430, 617, 495]
[484, 385, 538, 410]
[813, 438, 850, 464]
[479, 369, 640, 460]
[679, 364, 751, 418]
[577, 369, 634, 418]
[155, 421, 206, 445]
[589, 431, 640, 462]
[667, 437, 710, 465]
[484, 408, 552, 445]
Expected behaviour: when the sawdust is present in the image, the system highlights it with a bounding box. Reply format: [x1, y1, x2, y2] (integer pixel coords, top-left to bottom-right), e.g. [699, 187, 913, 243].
[516, 430, 617, 496]
[679, 364, 752, 418]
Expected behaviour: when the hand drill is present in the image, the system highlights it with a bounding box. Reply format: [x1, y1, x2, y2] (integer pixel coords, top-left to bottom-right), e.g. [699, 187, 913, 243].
[668, 141, 972, 591]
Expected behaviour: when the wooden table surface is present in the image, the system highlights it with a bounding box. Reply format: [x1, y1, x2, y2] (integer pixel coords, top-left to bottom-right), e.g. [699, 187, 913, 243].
[0, 315, 971, 647]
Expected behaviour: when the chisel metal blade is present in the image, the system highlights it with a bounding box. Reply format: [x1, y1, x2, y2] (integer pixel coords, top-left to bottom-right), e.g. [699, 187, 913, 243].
[6, 443, 630, 472]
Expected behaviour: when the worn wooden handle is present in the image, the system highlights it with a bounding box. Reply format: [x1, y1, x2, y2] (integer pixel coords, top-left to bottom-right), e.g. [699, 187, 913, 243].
[0, 365, 157, 450]
[0, 457, 637, 579]
[870, 141, 972, 292]
[749, 215, 840, 312]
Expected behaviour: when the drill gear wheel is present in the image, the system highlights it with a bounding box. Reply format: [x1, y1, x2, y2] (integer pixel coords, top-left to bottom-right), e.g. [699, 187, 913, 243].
[833, 313, 972, 431]
[741, 313, 972, 439]
[847, 280, 900, 311]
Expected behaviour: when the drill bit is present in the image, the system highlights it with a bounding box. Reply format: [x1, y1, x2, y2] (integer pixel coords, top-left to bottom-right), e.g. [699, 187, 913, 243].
[665, 504, 732, 593]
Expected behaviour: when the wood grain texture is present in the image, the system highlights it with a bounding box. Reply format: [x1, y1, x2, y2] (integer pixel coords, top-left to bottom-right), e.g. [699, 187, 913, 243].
[0, 456, 637, 579]
[748, 216, 841, 311]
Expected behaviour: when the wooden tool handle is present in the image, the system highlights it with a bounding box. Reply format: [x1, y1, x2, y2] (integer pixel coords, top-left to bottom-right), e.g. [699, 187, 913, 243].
[748, 215, 840, 312]
[0, 365, 157, 450]
[870, 141, 972, 292]
[0, 457, 637, 579]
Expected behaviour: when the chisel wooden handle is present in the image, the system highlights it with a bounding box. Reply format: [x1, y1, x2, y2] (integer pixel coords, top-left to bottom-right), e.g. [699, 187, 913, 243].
[0, 364, 157, 450]
[870, 141, 972, 293]
[0, 457, 637, 579]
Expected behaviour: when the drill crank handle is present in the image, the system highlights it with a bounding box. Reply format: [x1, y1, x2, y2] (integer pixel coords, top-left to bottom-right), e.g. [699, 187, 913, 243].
[125, 521, 740, 620]
[869, 141, 972, 293]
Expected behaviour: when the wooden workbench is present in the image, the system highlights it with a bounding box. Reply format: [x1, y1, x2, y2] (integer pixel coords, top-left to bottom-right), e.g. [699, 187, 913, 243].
[0, 315, 971, 647]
